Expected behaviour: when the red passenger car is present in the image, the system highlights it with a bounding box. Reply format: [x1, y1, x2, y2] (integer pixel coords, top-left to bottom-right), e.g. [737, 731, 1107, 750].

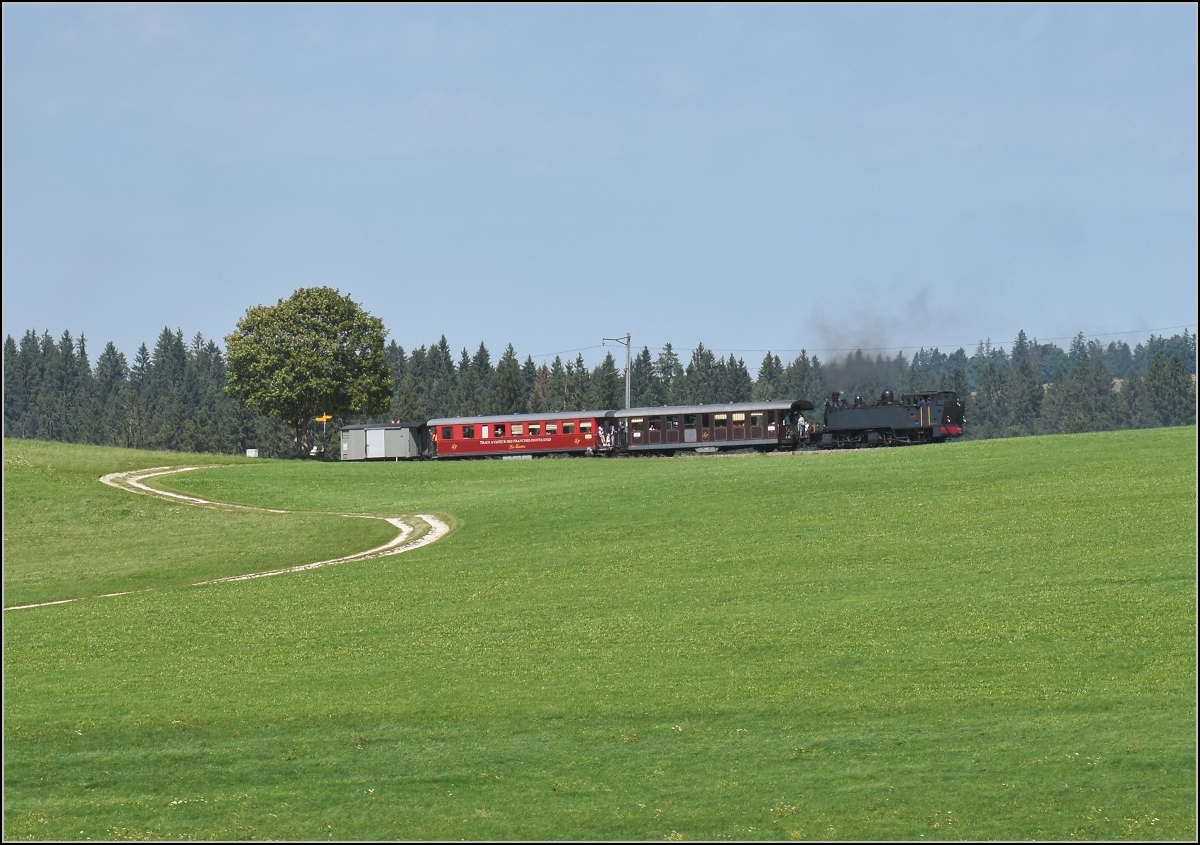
[426, 411, 607, 458]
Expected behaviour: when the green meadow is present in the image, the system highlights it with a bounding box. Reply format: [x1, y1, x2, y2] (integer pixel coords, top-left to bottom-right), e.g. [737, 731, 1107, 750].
[3, 429, 1195, 840]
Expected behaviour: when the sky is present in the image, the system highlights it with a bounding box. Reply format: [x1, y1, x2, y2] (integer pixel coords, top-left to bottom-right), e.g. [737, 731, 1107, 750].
[3, 4, 1197, 373]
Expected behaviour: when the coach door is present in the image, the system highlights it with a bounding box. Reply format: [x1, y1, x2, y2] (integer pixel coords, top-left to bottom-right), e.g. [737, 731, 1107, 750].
[665, 415, 680, 444]
[366, 427, 386, 458]
[683, 414, 698, 444]
[647, 416, 662, 445]
[749, 412, 765, 440]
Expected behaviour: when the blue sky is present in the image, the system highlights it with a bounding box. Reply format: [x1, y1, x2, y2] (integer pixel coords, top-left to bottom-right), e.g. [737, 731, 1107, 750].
[3, 4, 1196, 371]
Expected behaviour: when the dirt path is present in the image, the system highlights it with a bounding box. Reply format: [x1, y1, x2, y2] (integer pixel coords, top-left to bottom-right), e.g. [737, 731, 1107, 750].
[5, 466, 451, 611]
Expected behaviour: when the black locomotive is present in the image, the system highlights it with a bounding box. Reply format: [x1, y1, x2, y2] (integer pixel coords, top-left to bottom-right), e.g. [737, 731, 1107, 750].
[819, 389, 965, 448]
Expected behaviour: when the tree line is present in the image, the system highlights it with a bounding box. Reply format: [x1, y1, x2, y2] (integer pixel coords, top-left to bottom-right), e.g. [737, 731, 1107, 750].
[385, 340, 823, 422]
[4, 326, 1195, 457]
[3, 328, 294, 456]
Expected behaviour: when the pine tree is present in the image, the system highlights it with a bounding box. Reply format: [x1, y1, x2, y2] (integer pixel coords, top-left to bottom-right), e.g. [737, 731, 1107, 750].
[1039, 352, 1116, 434]
[33, 331, 65, 442]
[656, 344, 684, 404]
[941, 365, 970, 403]
[565, 355, 590, 410]
[126, 343, 151, 448]
[3, 333, 34, 437]
[145, 328, 188, 450]
[753, 352, 784, 400]
[724, 354, 753, 402]
[492, 345, 526, 414]
[471, 342, 494, 411]
[426, 336, 457, 417]
[71, 333, 99, 443]
[682, 343, 717, 403]
[400, 345, 429, 420]
[971, 360, 1008, 436]
[1000, 356, 1041, 435]
[589, 352, 622, 409]
[528, 363, 552, 413]
[631, 346, 664, 406]
[1143, 353, 1196, 427]
[385, 341, 408, 416]
[545, 356, 568, 411]
[1118, 368, 1154, 429]
[522, 356, 538, 407]
[1011, 330, 1031, 364]
[905, 348, 948, 393]
[94, 341, 130, 445]
[784, 350, 825, 403]
[455, 347, 487, 415]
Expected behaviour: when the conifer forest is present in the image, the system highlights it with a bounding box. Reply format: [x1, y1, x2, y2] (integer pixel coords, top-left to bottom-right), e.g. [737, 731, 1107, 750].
[4, 326, 1195, 458]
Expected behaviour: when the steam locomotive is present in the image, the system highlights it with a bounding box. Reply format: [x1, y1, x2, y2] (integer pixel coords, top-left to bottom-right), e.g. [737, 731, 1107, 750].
[339, 390, 965, 460]
[820, 389, 966, 448]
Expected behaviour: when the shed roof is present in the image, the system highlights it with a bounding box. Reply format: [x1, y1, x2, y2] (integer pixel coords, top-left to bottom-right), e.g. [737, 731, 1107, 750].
[339, 421, 427, 431]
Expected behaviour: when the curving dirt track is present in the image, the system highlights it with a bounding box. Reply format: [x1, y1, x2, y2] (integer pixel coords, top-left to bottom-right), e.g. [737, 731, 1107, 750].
[5, 466, 451, 611]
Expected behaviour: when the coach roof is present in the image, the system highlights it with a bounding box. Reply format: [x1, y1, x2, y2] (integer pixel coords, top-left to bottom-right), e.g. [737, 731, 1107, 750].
[605, 399, 813, 418]
[427, 410, 610, 426]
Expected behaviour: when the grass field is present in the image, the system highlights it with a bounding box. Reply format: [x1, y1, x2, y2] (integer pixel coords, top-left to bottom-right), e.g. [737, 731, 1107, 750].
[3, 429, 1195, 840]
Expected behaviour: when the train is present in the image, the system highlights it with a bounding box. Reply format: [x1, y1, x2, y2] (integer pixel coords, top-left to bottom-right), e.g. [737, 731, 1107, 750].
[338, 390, 965, 460]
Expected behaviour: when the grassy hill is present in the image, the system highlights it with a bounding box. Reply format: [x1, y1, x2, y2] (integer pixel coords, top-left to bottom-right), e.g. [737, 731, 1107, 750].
[3, 429, 1195, 840]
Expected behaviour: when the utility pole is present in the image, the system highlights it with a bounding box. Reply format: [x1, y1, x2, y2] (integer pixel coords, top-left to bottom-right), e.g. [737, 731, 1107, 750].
[603, 332, 632, 408]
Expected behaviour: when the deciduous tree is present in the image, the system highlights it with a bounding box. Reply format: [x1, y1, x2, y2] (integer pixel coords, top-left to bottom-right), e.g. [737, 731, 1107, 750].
[225, 287, 392, 456]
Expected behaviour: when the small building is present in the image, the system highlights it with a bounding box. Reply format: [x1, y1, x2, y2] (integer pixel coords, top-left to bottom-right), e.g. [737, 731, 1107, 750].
[339, 422, 430, 461]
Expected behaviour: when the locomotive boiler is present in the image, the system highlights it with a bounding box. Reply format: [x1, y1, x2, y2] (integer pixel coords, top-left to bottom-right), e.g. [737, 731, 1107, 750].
[820, 389, 965, 448]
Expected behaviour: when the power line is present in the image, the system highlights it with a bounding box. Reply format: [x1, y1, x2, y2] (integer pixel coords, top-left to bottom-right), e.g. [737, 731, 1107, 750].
[429, 324, 1195, 368]
[528, 343, 606, 360]
[675, 324, 1198, 358]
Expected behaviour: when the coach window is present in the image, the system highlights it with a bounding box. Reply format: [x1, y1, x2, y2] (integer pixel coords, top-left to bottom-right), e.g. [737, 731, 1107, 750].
[714, 413, 727, 426]
[546, 422, 558, 435]
[494, 424, 506, 437]
[750, 413, 764, 427]
[441, 426, 454, 440]
[512, 424, 524, 436]
[631, 418, 643, 436]
[666, 416, 679, 431]
[563, 421, 575, 435]
[684, 414, 697, 429]
[732, 413, 746, 426]
[528, 423, 540, 436]
[702, 414, 710, 427]
[462, 425, 475, 439]
[580, 421, 592, 434]
[647, 417, 661, 432]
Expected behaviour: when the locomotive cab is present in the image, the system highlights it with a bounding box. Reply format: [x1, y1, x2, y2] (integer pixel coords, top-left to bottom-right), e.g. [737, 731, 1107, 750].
[900, 391, 965, 440]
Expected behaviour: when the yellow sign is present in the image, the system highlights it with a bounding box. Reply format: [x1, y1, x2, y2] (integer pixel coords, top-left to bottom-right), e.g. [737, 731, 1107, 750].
[316, 414, 333, 423]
